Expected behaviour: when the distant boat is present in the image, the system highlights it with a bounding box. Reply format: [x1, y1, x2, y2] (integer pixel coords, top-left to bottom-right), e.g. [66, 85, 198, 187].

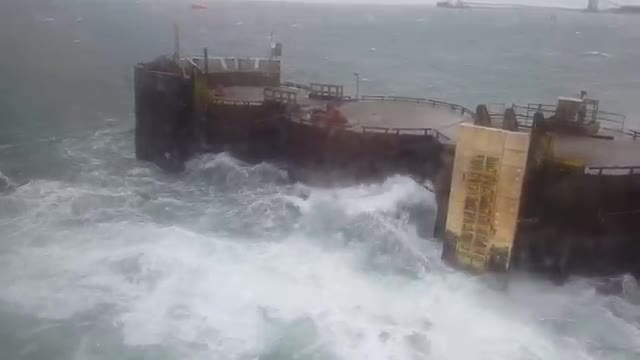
[191, 3, 208, 10]
[436, 1, 467, 8]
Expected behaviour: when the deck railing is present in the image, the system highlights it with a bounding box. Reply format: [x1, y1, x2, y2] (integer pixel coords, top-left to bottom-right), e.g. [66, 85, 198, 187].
[360, 125, 452, 142]
[309, 83, 344, 100]
[490, 103, 629, 134]
[210, 98, 263, 106]
[207, 80, 470, 143]
[359, 95, 474, 117]
[625, 129, 640, 140]
[585, 165, 640, 176]
[291, 120, 451, 142]
[280, 81, 312, 92]
[263, 87, 297, 104]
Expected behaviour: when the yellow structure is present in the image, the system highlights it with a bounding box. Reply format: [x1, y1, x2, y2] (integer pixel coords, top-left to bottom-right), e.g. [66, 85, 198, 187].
[445, 123, 531, 272]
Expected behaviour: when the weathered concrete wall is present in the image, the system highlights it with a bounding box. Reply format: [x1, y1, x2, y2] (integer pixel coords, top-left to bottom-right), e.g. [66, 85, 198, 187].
[432, 117, 640, 279]
[134, 65, 196, 172]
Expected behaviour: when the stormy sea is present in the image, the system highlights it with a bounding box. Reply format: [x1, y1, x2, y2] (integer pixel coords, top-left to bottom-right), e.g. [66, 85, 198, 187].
[1, 0, 640, 359]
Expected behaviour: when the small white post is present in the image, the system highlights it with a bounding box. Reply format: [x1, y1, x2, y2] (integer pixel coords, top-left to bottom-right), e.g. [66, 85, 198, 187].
[173, 23, 181, 61]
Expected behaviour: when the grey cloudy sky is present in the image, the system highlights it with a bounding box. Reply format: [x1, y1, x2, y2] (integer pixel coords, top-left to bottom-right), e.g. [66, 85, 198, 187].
[249, 0, 639, 8]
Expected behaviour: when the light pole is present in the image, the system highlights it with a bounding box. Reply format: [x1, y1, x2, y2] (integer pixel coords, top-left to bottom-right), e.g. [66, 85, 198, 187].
[354, 72, 360, 100]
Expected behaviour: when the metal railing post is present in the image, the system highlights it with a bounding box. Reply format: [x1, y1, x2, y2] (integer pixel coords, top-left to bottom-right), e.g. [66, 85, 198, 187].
[203, 48, 208, 75]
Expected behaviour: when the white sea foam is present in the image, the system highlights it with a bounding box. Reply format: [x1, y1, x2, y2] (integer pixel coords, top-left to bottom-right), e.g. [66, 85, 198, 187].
[1, 133, 639, 359]
[581, 51, 612, 58]
[0, 170, 15, 193]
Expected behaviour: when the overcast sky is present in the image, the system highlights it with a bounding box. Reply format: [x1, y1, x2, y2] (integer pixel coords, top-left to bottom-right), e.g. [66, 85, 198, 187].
[248, 0, 640, 8]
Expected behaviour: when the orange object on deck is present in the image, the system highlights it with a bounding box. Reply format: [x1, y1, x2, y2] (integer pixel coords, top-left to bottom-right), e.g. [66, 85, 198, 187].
[214, 84, 225, 97]
[325, 105, 348, 127]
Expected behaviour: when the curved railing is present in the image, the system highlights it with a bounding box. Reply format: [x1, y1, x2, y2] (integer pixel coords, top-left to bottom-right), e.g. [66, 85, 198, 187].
[292, 119, 452, 142]
[492, 103, 630, 135]
[210, 98, 263, 106]
[208, 80, 471, 143]
[360, 126, 452, 142]
[280, 81, 311, 92]
[585, 165, 640, 176]
[624, 129, 640, 140]
[278, 84, 475, 118]
[358, 95, 474, 117]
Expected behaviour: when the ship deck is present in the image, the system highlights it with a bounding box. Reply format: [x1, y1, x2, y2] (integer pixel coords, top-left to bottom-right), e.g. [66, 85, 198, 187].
[335, 101, 472, 138]
[552, 130, 640, 168]
[211, 86, 640, 168]
[213, 86, 473, 139]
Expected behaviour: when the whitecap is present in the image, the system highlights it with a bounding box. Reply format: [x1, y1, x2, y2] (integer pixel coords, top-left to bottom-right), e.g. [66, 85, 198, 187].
[581, 51, 612, 58]
[286, 175, 435, 217]
[0, 170, 17, 193]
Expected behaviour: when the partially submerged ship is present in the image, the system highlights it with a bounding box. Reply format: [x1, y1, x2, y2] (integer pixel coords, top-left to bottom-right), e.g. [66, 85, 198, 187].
[134, 38, 640, 280]
[436, 1, 468, 8]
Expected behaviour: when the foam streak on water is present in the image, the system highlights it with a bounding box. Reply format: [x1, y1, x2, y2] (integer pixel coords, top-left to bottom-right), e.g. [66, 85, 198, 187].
[1, 130, 640, 360]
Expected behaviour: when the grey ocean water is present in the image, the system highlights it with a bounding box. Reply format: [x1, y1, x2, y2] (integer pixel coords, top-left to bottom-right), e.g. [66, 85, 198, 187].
[1, 0, 640, 359]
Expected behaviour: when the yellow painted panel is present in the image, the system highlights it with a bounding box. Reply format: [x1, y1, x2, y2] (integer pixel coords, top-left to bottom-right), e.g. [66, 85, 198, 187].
[486, 130, 508, 155]
[501, 150, 529, 167]
[504, 132, 531, 151]
[494, 197, 520, 219]
[456, 125, 474, 144]
[445, 124, 531, 272]
[496, 167, 526, 198]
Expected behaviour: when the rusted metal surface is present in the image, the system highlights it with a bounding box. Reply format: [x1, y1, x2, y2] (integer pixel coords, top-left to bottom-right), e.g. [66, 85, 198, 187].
[552, 134, 640, 167]
[210, 85, 474, 141]
[336, 100, 472, 139]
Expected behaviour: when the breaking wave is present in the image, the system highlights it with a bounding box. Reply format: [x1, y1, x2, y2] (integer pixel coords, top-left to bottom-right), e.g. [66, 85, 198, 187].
[1, 130, 639, 360]
[0, 170, 15, 193]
